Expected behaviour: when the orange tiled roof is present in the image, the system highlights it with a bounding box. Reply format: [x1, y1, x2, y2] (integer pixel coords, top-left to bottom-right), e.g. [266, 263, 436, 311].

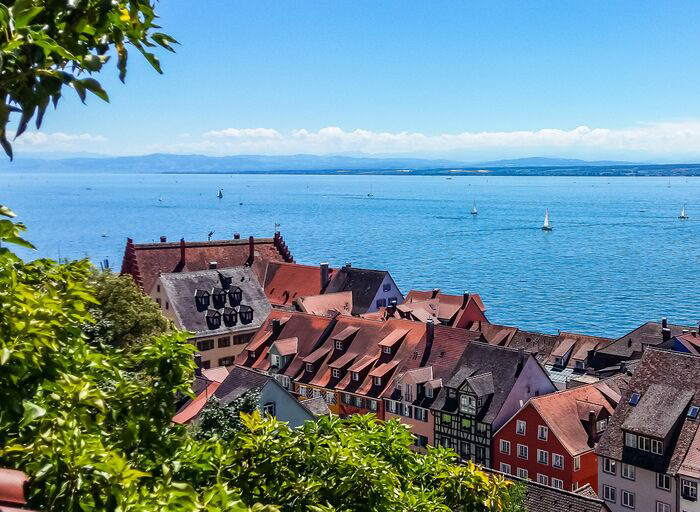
[296, 291, 352, 316]
[263, 262, 336, 306]
[172, 381, 220, 424]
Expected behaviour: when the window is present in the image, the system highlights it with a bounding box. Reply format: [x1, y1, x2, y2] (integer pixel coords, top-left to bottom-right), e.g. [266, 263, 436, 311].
[572, 483, 578, 491]
[629, 392, 640, 405]
[351, 372, 359, 381]
[383, 283, 391, 292]
[656, 502, 670, 512]
[414, 407, 428, 422]
[682, 479, 698, 501]
[537, 474, 548, 486]
[274, 374, 290, 389]
[218, 356, 234, 366]
[552, 478, 563, 490]
[305, 363, 314, 373]
[657, 473, 671, 491]
[233, 334, 247, 345]
[500, 439, 511, 454]
[624, 432, 637, 448]
[270, 354, 281, 367]
[460, 395, 477, 414]
[201, 360, 210, 369]
[476, 422, 487, 435]
[368, 399, 377, 412]
[330, 368, 341, 379]
[342, 393, 352, 405]
[196, 339, 214, 351]
[621, 463, 635, 481]
[603, 485, 616, 503]
[516, 420, 526, 435]
[426, 387, 433, 398]
[386, 400, 397, 413]
[354, 395, 363, 408]
[373, 376, 382, 386]
[537, 449, 548, 465]
[517, 444, 528, 460]
[596, 418, 608, 433]
[500, 463, 511, 474]
[414, 435, 428, 448]
[651, 438, 663, 455]
[404, 385, 413, 402]
[621, 490, 635, 509]
[517, 468, 528, 479]
[575, 360, 585, 370]
[157, 285, 160, 293]
[574, 455, 580, 471]
[382, 345, 392, 354]
[554, 356, 563, 367]
[165, 301, 169, 310]
[376, 298, 387, 308]
[262, 402, 276, 417]
[156, 298, 161, 305]
[335, 340, 343, 350]
[552, 453, 564, 469]
[603, 457, 617, 475]
[461, 418, 472, 429]
[538, 425, 548, 440]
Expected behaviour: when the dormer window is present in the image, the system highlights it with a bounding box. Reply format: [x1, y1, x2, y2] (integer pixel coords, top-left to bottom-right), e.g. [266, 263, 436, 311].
[228, 286, 243, 306]
[212, 288, 227, 309]
[460, 394, 477, 415]
[205, 310, 221, 330]
[218, 272, 233, 289]
[194, 290, 210, 311]
[248, 349, 256, 359]
[239, 305, 254, 324]
[332, 368, 341, 379]
[554, 356, 564, 367]
[335, 340, 344, 350]
[352, 372, 359, 381]
[373, 376, 382, 386]
[306, 363, 314, 373]
[382, 345, 392, 355]
[222, 307, 238, 327]
[426, 387, 433, 398]
[575, 360, 585, 370]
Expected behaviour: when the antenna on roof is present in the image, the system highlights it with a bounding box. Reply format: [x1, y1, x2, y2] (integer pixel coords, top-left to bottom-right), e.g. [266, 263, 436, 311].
[274, 222, 281, 234]
[208, 230, 214, 241]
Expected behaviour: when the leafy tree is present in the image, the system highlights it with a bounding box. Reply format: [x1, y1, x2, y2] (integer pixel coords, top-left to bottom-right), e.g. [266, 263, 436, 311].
[0, 0, 177, 159]
[195, 391, 261, 441]
[85, 269, 170, 351]
[0, 208, 521, 511]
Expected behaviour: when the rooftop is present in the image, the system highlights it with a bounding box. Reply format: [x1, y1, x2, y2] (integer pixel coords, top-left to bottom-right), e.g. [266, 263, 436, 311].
[324, 265, 395, 314]
[263, 261, 336, 306]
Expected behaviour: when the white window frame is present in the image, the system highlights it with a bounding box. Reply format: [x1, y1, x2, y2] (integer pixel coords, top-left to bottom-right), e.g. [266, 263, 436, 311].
[651, 438, 663, 455]
[574, 455, 581, 471]
[537, 449, 548, 465]
[603, 484, 616, 503]
[621, 490, 635, 509]
[386, 400, 397, 414]
[368, 399, 377, 412]
[262, 402, 275, 416]
[603, 457, 617, 475]
[516, 420, 526, 435]
[335, 340, 343, 350]
[621, 463, 636, 481]
[552, 478, 563, 490]
[538, 425, 548, 441]
[537, 474, 548, 485]
[332, 368, 341, 378]
[517, 444, 528, 460]
[656, 502, 670, 512]
[657, 473, 671, 491]
[426, 386, 433, 398]
[552, 453, 564, 469]
[414, 407, 428, 422]
[516, 467, 528, 479]
[381, 345, 391, 354]
[500, 463, 511, 474]
[305, 363, 314, 373]
[351, 371, 359, 381]
[500, 439, 511, 455]
[373, 376, 382, 386]
[624, 432, 637, 448]
[682, 478, 698, 501]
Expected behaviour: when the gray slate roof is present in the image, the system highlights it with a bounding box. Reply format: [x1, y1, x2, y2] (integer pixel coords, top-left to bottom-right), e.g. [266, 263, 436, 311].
[622, 384, 693, 439]
[600, 321, 694, 359]
[160, 266, 270, 336]
[324, 266, 390, 314]
[301, 397, 331, 416]
[214, 366, 269, 406]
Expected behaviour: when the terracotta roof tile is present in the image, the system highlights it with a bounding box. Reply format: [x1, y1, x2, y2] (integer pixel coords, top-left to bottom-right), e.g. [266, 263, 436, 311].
[296, 291, 352, 316]
[0, 469, 28, 507]
[172, 381, 220, 424]
[263, 262, 336, 306]
[272, 337, 298, 357]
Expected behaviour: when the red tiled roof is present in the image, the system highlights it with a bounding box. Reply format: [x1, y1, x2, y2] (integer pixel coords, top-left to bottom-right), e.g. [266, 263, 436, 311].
[172, 381, 220, 424]
[348, 355, 378, 373]
[263, 262, 336, 306]
[272, 337, 298, 356]
[402, 290, 487, 326]
[296, 291, 352, 316]
[0, 469, 28, 507]
[246, 330, 273, 352]
[201, 366, 230, 383]
[303, 346, 331, 364]
[369, 359, 400, 378]
[378, 328, 409, 347]
[328, 351, 357, 369]
[121, 233, 292, 292]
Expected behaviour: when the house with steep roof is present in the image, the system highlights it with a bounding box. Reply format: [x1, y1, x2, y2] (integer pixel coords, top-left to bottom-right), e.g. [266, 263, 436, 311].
[596, 349, 700, 512]
[323, 263, 403, 315]
[493, 376, 629, 493]
[431, 342, 557, 468]
[262, 261, 336, 308]
[259, 378, 330, 428]
[660, 330, 700, 356]
[384, 323, 480, 450]
[121, 232, 293, 291]
[150, 266, 271, 369]
[388, 289, 488, 328]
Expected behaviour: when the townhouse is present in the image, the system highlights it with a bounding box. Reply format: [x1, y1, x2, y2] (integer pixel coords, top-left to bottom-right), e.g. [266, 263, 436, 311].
[150, 265, 271, 368]
[379, 289, 488, 328]
[323, 264, 403, 315]
[431, 342, 557, 468]
[493, 377, 628, 492]
[596, 348, 700, 512]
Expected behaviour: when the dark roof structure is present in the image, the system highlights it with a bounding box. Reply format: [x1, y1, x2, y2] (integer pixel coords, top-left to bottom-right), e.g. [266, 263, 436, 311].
[159, 266, 270, 336]
[596, 348, 700, 475]
[214, 366, 269, 406]
[595, 321, 694, 362]
[121, 233, 293, 292]
[324, 264, 394, 315]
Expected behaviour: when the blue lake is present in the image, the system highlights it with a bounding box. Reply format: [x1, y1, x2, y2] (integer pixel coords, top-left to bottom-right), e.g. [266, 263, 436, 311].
[3, 172, 699, 337]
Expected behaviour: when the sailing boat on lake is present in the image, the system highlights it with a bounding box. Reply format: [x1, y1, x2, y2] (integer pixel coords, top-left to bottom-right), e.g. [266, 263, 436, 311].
[217, 189, 224, 199]
[542, 209, 553, 231]
[679, 205, 689, 219]
[471, 200, 478, 215]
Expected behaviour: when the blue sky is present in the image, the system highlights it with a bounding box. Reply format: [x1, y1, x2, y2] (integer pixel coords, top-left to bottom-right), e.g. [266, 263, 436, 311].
[16, 0, 700, 161]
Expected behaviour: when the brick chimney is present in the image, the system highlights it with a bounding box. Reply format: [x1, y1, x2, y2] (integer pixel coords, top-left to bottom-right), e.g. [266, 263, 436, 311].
[587, 410, 597, 446]
[247, 236, 255, 266]
[432, 288, 440, 298]
[662, 328, 671, 343]
[179, 238, 186, 265]
[426, 317, 434, 344]
[320, 262, 330, 291]
[387, 298, 398, 317]
[462, 291, 469, 308]
[209, 261, 218, 269]
[160, 235, 167, 243]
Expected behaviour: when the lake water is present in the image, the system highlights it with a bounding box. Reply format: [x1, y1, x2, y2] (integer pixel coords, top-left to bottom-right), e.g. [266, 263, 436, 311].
[3, 172, 699, 338]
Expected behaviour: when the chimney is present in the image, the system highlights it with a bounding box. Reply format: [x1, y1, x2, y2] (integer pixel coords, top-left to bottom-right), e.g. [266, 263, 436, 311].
[233, 232, 241, 240]
[247, 236, 255, 266]
[683, 330, 689, 334]
[426, 318, 435, 344]
[209, 261, 218, 270]
[620, 361, 627, 374]
[271, 318, 282, 336]
[387, 298, 397, 316]
[462, 291, 469, 308]
[627, 338, 632, 347]
[662, 317, 668, 329]
[344, 262, 352, 271]
[662, 327, 671, 342]
[194, 354, 202, 377]
[320, 262, 330, 291]
[432, 288, 440, 298]
[516, 348, 525, 374]
[179, 238, 186, 264]
[587, 410, 597, 446]
[160, 235, 167, 243]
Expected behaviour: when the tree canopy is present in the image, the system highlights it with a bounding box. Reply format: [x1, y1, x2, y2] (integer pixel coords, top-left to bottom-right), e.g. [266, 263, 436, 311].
[0, 0, 176, 159]
[0, 208, 521, 511]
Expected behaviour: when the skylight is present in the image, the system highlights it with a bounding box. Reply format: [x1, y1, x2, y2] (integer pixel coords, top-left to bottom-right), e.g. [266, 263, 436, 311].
[629, 392, 641, 406]
[688, 406, 699, 420]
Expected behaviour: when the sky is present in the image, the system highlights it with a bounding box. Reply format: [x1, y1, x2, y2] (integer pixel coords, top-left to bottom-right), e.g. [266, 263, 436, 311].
[14, 0, 700, 161]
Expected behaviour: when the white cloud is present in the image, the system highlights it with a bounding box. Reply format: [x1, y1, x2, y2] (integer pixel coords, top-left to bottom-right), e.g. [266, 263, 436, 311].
[150, 120, 700, 160]
[11, 131, 107, 152]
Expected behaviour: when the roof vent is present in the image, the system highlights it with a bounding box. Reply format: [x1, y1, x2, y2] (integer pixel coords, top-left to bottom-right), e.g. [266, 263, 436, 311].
[209, 261, 218, 269]
[233, 233, 241, 240]
[160, 236, 167, 243]
[629, 392, 641, 406]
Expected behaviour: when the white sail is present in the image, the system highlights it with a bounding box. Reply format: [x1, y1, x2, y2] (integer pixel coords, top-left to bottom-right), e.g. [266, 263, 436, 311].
[680, 205, 688, 219]
[471, 200, 477, 215]
[158, 195, 163, 202]
[543, 208, 551, 230]
[217, 189, 223, 199]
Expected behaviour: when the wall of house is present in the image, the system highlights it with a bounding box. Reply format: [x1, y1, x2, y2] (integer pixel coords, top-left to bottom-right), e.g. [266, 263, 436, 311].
[680, 475, 700, 512]
[367, 275, 404, 313]
[337, 392, 384, 420]
[597, 457, 676, 512]
[494, 357, 557, 431]
[384, 406, 434, 446]
[259, 382, 315, 429]
[194, 331, 254, 368]
[148, 281, 180, 327]
[453, 300, 488, 328]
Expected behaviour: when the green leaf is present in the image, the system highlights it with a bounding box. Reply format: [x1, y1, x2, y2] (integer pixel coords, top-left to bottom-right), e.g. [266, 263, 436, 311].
[80, 78, 109, 102]
[10, 0, 43, 29]
[20, 400, 46, 427]
[0, 205, 16, 218]
[0, 348, 10, 364]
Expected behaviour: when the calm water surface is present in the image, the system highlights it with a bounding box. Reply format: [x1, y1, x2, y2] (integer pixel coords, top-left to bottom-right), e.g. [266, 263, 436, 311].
[3, 173, 699, 337]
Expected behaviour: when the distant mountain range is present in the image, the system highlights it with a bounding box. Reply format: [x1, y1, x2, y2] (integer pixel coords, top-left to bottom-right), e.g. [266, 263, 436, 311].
[2, 152, 700, 176]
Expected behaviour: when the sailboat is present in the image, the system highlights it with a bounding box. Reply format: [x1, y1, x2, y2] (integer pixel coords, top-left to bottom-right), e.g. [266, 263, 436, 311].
[679, 205, 689, 219]
[471, 200, 478, 215]
[158, 195, 163, 202]
[217, 189, 224, 199]
[542, 209, 553, 231]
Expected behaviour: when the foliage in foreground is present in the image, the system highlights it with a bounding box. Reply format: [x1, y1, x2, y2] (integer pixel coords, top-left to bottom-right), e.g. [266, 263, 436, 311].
[0, 207, 520, 511]
[194, 391, 261, 441]
[0, 0, 176, 159]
